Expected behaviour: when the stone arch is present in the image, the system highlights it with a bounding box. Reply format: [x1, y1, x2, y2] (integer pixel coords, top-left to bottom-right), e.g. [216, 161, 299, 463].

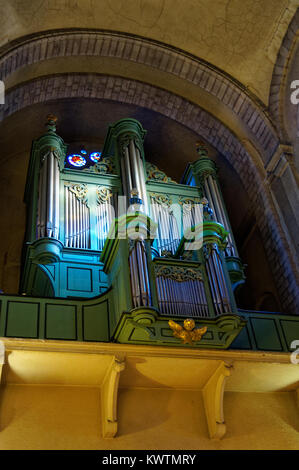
[0, 29, 279, 159]
[1, 73, 298, 313]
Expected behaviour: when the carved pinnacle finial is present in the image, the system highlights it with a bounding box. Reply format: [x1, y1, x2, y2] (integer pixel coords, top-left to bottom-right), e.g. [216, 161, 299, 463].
[196, 140, 209, 158]
[46, 114, 58, 132]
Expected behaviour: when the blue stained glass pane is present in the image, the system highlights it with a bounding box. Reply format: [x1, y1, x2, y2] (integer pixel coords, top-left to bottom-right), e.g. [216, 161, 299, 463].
[67, 154, 86, 167]
[90, 152, 102, 163]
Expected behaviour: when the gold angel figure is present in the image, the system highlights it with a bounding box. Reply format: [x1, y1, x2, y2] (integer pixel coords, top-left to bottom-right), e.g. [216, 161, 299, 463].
[168, 318, 207, 345]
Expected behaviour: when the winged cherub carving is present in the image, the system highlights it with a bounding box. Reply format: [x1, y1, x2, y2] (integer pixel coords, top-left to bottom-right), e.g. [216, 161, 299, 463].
[168, 318, 207, 345]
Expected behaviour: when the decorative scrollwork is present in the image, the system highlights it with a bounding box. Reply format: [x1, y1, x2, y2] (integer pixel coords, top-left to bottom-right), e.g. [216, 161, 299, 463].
[85, 156, 116, 175]
[41, 149, 61, 168]
[198, 169, 217, 181]
[179, 196, 201, 206]
[96, 186, 113, 204]
[203, 243, 220, 260]
[146, 162, 178, 184]
[160, 249, 173, 258]
[179, 196, 202, 216]
[181, 251, 193, 261]
[155, 264, 203, 282]
[118, 133, 143, 155]
[149, 193, 172, 208]
[65, 182, 88, 202]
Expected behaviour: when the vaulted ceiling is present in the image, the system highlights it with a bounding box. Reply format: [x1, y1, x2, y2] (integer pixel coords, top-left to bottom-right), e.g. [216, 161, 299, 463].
[0, 0, 298, 104]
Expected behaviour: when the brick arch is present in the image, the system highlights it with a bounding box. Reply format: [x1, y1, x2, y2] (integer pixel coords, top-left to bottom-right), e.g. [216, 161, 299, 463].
[269, 8, 299, 139]
[1, 73, 298, 313]
[0, 29, 279, 159]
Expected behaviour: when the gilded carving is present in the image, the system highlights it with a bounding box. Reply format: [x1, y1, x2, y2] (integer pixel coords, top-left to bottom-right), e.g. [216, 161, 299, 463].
[85, 156, 116, 175]
[168, 318, 207, 345]
[155, 264, 203, 282]
[118, 133, 143, 155]
[149, 192, 172, 208]
[65, 182, 88, 202]
[96, 186, 113, 204]
[179, 196, 202, 216]
[146, 162, 177, 184]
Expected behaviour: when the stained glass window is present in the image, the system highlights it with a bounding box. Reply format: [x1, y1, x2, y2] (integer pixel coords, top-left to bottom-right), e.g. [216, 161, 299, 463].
[66, 149, 102, 169]
[90, 152, 102, 163]
[67, 154, 86, 167]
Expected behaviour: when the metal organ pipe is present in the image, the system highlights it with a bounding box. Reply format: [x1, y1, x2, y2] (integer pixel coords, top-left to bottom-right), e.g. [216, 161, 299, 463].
[212, 177, 237, 257]
[150, 198, 180, 255]
[64, 185, 90, 249]
[205, 247, 232, 315]
[69, 190, 74, 248]
[204, 177, 220, 223]
[95, 189, 115, 251]
[120, 157, 128, 200]
[37, 151, 60, 240]
[155, 273, 209, 317]
[120, 138, 148, 215]
[129, 139, 140, 192]
[47, 154, 54, 237]
[116, 129, 152, 308]
[124, 146, 133, 194]
[37, 157, 45, 238]
[129, 240, 151, 308]
[136, 147, 149, 214]
[64, 185, 69, 245]
[204, 175, 236, 257]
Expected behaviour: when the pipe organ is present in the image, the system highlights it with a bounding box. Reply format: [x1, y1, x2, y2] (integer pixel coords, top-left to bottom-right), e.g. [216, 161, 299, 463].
[22, 116, 243, 324]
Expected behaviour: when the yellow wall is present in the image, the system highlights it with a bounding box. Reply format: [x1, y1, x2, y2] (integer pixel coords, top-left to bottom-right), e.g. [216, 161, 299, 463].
[0, 384, 298, 450]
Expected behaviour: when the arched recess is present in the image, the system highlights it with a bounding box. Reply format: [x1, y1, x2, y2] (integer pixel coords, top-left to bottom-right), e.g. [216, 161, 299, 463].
[1, 73, 298, 313]
[0, 29, 279, 161]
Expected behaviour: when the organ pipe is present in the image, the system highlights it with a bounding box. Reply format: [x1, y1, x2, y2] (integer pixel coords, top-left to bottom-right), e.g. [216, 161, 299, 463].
[150, 196, 180, 255]
[95, 187, 115, 251]
[203, 174, 237, 257]
[37, 151, 60, 239]
[129, 240, 151, 308]
[64, 185, 90, 249]
[155, 274, 209, 317]
[118, 135, 148, 214]
[205, 246, 232, 315]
